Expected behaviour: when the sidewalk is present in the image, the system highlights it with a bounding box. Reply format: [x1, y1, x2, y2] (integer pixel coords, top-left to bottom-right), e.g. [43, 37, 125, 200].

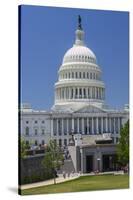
[20, 173, 80, 190]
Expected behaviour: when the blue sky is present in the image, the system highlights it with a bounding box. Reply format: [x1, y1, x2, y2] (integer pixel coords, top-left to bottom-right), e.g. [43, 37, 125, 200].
[20, 5, 129, 110]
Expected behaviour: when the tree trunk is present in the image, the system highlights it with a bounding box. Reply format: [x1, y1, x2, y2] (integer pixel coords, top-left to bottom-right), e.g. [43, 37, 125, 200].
[53, 173, 56, 184]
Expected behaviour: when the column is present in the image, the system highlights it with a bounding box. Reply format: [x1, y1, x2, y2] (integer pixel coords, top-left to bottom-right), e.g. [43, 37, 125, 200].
[87, 118, 89, 134]
[82, 88, 84, 99]
[101, 117, 103, 133]
[92, 117, 94, 134]
[95, 87, 96, 99]
[57, 119, 59, 136]
[72, 118, 74, 132]
[105, 117, 108, 133]
[62, 118, 64, 135]
[73, 87, 75, 99]
[51, 118, 53, 137]
[114, 117, 116, 134]
[82, 118, 84, 134]
[66, 118, 69, 135]
[90, 87, 92, 98]
[69, 88, 71, 99]
[86, 88, 88, 99]
[96, 117, 99, 134]
[77, 87, 79, 99]
[77, 118, 79, 133]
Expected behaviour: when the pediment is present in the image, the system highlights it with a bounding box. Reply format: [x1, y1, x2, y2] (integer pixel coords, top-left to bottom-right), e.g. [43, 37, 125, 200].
[75, 105, 106, 113]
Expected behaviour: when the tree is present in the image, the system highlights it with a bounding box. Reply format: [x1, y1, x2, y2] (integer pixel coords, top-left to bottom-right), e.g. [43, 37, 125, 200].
[42, 140, 64, 184]
[117, 120, 129, 166]
[20, 137, 30, 158]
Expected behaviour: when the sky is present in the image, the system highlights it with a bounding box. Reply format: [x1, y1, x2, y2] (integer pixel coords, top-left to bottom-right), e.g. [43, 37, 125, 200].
[20, 5, 129, 110]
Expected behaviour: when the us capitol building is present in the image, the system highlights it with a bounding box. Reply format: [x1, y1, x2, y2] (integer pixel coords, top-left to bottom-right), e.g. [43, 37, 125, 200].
[20, 16, 129, 172]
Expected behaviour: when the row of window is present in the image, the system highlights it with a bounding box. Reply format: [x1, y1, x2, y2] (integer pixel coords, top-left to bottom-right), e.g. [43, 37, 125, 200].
[25, 120, 45, 124]
[59, 71, 100, 80]
[26, 140, 45, 146]
[25, 127, 45, 136]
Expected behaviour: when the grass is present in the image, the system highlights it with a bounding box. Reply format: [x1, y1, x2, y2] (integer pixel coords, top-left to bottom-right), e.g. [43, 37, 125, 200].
[21, 174, 129, 195]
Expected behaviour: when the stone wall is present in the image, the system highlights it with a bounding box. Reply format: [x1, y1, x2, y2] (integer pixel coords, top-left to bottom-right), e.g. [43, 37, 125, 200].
[19, 155, 53, 185]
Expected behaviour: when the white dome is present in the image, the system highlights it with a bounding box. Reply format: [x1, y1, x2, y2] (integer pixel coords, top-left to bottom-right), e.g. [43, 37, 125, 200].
[63, 45, 97, 64]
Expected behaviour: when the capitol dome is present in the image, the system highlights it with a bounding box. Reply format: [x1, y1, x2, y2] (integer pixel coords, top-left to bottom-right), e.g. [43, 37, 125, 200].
[52, 16, 105, 112]
[63, 45, 97, 64]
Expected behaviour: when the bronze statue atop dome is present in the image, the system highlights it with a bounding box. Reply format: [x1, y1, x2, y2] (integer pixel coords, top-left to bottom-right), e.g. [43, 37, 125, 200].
[78, 15, 82, 30]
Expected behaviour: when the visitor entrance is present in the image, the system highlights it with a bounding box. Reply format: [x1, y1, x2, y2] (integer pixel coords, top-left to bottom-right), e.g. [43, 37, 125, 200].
[86, 155, 93, 172]
[102, 154, 117, 171]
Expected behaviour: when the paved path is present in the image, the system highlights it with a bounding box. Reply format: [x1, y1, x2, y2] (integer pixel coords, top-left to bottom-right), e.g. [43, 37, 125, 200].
[20, 173, 80, 190]
[20, 171, 124, 190]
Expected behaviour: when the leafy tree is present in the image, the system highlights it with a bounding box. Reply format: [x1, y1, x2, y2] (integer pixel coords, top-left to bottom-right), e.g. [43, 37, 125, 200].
[117, 120, 129, 166]
[42, 140, 64, 184]
[20, 137, 30, 158]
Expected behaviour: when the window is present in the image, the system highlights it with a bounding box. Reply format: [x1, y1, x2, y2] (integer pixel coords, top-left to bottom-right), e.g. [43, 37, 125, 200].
[75, 72, 78, 78]
[42, 120, 45, 124]
[25, 127, 29, 136]
[42, 129, 45, 135]
[83, 72, 85, 78]
[35, 140, 38, 146]
[26, 121, 29, 124]
[35, 120, 38, 124]
[79, 72, 81, 78]
[35, 129, 38, 135]
[90, 73, 92, 79]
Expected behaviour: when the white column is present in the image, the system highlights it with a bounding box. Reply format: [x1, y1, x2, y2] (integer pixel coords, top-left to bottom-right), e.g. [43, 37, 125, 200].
[82, 88, 84, 99]
[96, 117, 99, 134]
[77, 87, 79, 99]
[90, 87, 92, 98]
[82, 118, 84, 134]
[66, 118, 69, 135]
[51, 118, 53, 137]
[73, 87, 75, 99]
[87, 118, 89, 134]
[86, 88, 88, 99]
[105, 117, 108, 132]
[114, 117, 116, 134]
[101, 117, 103, 133]
[95, 87, 96, 99]
[57, 119, 59, 136]
[92, 117, 94, 134]
[62, 118, 64, 135]
[69, 88, 71, 99]
[72, 118, 74, 132]
[77, 118, 79, 133]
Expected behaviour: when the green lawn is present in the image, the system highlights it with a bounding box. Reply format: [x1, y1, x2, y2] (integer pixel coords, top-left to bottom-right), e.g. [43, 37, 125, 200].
[21, 174, 129, 195]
